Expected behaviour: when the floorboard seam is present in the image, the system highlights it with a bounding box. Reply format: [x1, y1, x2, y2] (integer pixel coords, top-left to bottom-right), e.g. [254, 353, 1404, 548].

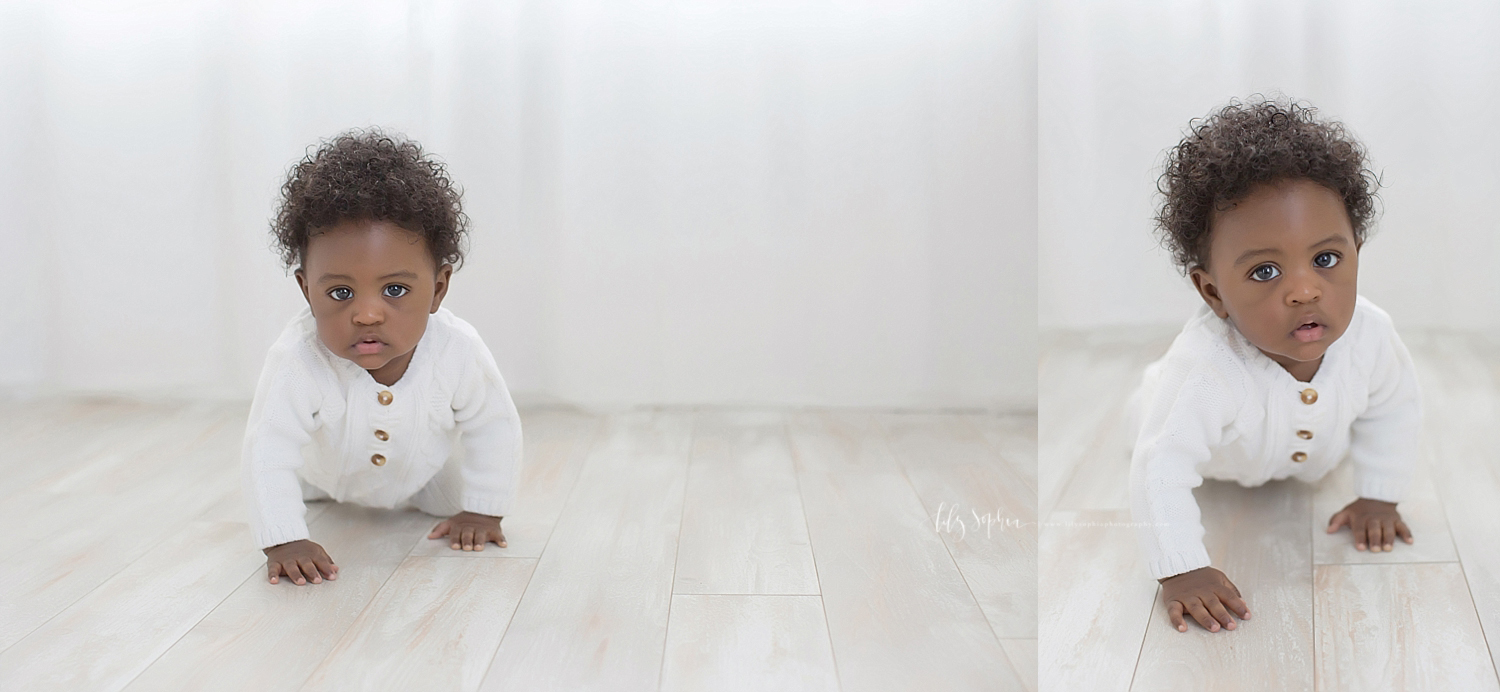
[657, 410, 698, 692]
[472, 414, 606, 691]
[785, 414, 842, 692]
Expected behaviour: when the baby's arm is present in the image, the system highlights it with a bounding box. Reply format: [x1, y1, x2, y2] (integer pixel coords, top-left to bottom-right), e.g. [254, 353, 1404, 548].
[437, 335, 523, 550]
[242, 342, 335, 583]
[1334, 310, 1422, 551]
[1130, 361, 1246, 633]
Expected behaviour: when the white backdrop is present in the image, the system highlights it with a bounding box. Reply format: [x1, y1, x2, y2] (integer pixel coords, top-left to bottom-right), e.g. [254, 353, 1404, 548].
[0, 0, 1036, 410]
[1039, 0, 1500, 332]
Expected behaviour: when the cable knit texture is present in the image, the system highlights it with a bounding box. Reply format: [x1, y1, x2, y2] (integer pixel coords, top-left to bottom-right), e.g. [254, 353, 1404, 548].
[241, 307, 523, 549]
[1128, 296, 1420, 580]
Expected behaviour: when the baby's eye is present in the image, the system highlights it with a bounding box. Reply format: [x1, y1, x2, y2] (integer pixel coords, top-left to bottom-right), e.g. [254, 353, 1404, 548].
[1313, 251, 1340, 269]
[328, 287, 353, 301]
[383, 284, 409, 298]
[1250, 264, 1281, 282]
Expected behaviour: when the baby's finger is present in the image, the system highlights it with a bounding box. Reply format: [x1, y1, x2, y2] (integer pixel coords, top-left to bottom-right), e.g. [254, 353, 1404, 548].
[1186, 599, 1219, 632]
[1221, 591, 1251, 619]
[1365, 520, 1385, 553]
[462, 527, 475, 551]
[268, 561, 283, 584]
[429, 520, 452, 540]
[1327, 510, 1349, 533]
[298, 558, 322, 584]
[1381, 519, 1397, 551]
[1396, 519, 1414, 544]
[284, 561, 308, 586]
[1167, 600, 1187, 632]
[315, 557, 338, 580]
[1206, 597, 1237, 630]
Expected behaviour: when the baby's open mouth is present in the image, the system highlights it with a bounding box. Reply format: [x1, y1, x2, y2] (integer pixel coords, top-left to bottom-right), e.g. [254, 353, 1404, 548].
[1292, 321, 1324, 343]
[355, 337, 385, 355]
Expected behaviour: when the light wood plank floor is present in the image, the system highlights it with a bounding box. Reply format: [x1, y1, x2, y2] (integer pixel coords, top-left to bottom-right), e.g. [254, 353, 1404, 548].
[1039, 328, 1500, 692]
[0, 402, 1032, 692]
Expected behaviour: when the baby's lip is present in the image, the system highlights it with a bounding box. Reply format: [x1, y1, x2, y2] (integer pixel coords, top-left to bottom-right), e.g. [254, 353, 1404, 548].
[1291, 318, 1325, 343]
[353, 335, 386, 354]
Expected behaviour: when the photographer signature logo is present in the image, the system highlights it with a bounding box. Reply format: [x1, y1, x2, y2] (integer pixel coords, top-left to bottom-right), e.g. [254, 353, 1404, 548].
[931, 501, 1022, 541]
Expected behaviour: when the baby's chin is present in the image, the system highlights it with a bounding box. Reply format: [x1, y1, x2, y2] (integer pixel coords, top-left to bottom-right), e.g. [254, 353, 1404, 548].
[1252, 324, 1346, 366]
[320, 339, 405, 371]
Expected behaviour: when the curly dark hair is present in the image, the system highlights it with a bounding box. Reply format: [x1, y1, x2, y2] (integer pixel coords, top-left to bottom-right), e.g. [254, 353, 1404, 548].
[1154, 96, 1380, 273]
[272, 128, 468, 269]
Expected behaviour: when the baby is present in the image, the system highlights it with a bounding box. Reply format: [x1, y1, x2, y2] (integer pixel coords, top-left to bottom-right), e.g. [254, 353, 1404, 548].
[1128, 98, 1421, 633]
[242, 130, 523, 586]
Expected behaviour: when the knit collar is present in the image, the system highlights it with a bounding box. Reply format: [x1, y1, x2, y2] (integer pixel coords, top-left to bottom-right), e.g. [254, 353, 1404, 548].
[1211, 305, 1357, 390]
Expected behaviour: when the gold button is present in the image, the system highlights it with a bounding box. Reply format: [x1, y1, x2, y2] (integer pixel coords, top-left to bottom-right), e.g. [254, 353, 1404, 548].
[374, 429, 389, 441]
[1297, 430, 1313, 440]
[371, 454, 386, 466]
[377, 390, 393, 406]
[1292, 452, 1307, 463]
[1300, 388, 1318, 405]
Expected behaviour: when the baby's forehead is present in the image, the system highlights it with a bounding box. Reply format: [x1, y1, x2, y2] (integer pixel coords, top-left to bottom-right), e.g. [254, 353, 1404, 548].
[302, 219, 439, 271]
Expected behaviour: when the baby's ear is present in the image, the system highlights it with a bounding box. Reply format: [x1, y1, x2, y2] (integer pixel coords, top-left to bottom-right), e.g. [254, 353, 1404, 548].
[1189, 267, 1229, 319]
[430, 263, 453, 313]
[294, 268, 311, 305]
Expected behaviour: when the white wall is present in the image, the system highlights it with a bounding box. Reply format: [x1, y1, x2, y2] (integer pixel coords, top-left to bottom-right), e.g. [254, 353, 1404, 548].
[1039, 0, 1500, 332]
[0, 0, 1036, 410]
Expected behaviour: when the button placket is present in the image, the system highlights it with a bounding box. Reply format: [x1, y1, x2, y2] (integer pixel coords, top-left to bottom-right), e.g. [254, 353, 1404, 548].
[1288, 384, 1321, 465]
[368, 384, 399, 470]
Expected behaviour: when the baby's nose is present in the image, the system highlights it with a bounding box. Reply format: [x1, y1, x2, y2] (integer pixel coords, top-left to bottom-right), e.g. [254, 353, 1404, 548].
[1285, 274, 1322, 304]
[352, 302, 385, 324]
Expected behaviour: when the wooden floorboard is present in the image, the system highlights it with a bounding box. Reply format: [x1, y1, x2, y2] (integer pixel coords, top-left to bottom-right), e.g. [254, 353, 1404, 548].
[795, 454, 1019, 690]
[0, 402, 1038, 690]
[475, 411, 693, 692]
[672, 411, 819, 595]
[1313, 563, 1499, 691]
[659, 594, 840, 692]
[0, 521, 265, 691]
[122, 504, 422, 692]
[301, 556, 536, 692]
[1038, 509, 1157, 692]
[881, 413, 1036, 639]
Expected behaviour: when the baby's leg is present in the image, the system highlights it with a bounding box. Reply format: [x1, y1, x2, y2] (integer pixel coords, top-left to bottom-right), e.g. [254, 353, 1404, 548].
[298, 475, 333, 503]
[406, 456, 464, 518]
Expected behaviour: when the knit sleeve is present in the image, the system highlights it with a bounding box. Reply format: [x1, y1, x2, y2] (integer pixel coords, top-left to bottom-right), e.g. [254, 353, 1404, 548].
[1347, 311, 1421, 503]
[240, 341, 323, 550]
[1128, 356, 1241, 580]
[450, 335, 523, 518]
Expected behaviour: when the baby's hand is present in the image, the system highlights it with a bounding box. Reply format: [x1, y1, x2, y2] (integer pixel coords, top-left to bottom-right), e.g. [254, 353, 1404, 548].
[428, 511, 506, 551]
[263, 539, 338, 585]
[1326, 498, 1412, 552]
[1158, 566, 1250, 633]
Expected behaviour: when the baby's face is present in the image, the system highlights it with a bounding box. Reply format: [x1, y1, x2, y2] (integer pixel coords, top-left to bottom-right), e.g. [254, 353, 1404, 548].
[1189, 179, 1358, 381]
[295, 219, 451, 384]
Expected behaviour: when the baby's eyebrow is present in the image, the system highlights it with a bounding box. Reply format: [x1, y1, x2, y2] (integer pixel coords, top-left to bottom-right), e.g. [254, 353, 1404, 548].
[316, 271, 419, 284]
[1308, 234, 1352, 249]
[1232, 248, 1278, 267]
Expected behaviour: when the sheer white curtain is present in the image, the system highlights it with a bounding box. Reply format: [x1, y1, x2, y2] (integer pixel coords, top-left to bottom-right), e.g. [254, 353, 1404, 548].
[0, 0, 1036, 409]
[1039, 0, 1500, 331]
